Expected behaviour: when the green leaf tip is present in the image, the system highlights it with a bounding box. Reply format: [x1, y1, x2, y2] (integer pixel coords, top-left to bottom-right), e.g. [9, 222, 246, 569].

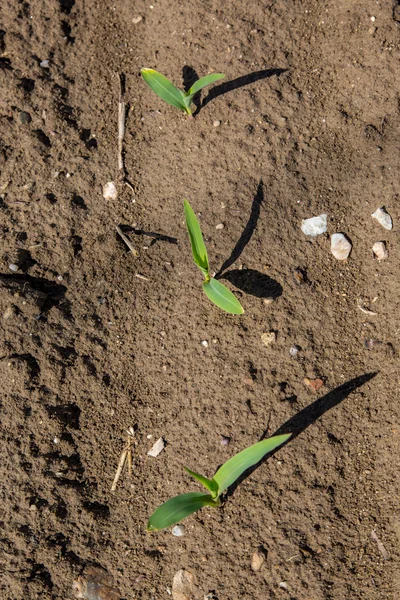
[184, 199, 209, 276]
[203, 278, 244, 315]
[213, 433, 291, 495]
[140, 68, 191, 113]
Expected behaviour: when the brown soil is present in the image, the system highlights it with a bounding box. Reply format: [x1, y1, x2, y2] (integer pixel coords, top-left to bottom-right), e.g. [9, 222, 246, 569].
[1, 1, 399, 599]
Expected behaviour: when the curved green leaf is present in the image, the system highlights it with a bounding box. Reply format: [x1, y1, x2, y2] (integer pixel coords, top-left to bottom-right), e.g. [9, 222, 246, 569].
[187, 73, 225, 97]
[202, 278, 244, 314]
[213, 434, 291, 495]
[147, 492, 218, 531]
[184, 467, 219, 498]
[141, 68, 189, 113]
[184, 200, 209, 276]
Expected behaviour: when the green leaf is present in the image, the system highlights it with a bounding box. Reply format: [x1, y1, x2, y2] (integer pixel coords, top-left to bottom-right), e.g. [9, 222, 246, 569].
[213, 434, 291, 495]
[187, 73, 225, 97]
[184, 467, 219, 498]
[147, 492, 218, 531]
[141, 68, 190, 113]
[184, 200, 209, 276]
[202, 278, 244, 314]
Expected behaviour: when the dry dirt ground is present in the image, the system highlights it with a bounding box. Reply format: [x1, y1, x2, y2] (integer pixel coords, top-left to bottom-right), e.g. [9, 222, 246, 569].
[1, 1, 400, 599]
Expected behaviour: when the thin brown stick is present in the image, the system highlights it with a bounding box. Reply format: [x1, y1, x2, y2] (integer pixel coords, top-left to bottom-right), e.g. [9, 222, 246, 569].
[116, 225, 138, 256]
[111, 449, 128, 492]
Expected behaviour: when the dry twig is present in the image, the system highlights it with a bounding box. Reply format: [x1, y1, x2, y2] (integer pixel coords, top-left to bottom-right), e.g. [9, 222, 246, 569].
[116, 225, 138, 256]
[111, 427, 136, 492]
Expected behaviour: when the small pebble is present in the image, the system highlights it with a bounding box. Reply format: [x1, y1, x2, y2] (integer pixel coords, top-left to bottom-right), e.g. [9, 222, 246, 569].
[279, 582, 288, 590]
[261, 331, 276, 347]
[132, 15, 143, 23]
[40, 59, 50, 68]
[3, 306, 16, 320]
[221, 435, 230, 446]
[289, 345, 301, 357]
[9, 264, 18, 272]
[301, 214, 328, 236]
[251, 547, 267, 572]
[147, 437, 165, 457]
[371, 207, 392, 230]
[293, 268, 306, 285]
[304, 377, 324, 391]
[102, 181, 118, 201]
[172, 570, 198, 600]
[213, 120, 221, 127]
[331, 233, 352, 260]
[215, 223, 224, 230]
[172, 525, 185, 537]
[263, 297, 274, 305]
[19, 111, 32, 124]
[372, 241, 388, 261]
[201, 340, 208, 347]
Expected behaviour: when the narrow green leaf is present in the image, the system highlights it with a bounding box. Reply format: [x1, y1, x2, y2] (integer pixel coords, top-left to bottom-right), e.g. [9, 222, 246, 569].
[184, 467, 219, 498]
[184, 200, 209, 276]
[141, 68, 189, 113]
[147, 492, 217, 531]
[187, 73, 225, 97]
[213, 434, 291, 495]
[202, 278, 244, 314]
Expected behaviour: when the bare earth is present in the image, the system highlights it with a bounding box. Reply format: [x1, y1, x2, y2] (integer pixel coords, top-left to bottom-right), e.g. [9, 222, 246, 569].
[0, 1, 399, 598]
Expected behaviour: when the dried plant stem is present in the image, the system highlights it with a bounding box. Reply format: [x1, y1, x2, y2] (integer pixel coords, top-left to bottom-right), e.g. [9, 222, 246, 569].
[116, 225, 138, 256]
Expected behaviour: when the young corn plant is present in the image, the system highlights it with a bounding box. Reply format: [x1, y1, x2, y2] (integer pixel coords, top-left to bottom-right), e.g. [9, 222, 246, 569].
[147, 433, 291, 531]
[184, 199, 243, 314]
[140, 68, 225, 116]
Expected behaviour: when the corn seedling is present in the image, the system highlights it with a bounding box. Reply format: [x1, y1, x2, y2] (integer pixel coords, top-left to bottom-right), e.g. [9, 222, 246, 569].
[140, 68, 225, 116]
[184, 199, 243, 314]
[147, 433, 291, 531]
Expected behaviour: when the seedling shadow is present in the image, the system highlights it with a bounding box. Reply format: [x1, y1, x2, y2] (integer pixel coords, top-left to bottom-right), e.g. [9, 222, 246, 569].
[216, 180, 282, 299]
[223, 372, 378, 500]
[195, 68, 287, 115]
[118, 224, 178, 248]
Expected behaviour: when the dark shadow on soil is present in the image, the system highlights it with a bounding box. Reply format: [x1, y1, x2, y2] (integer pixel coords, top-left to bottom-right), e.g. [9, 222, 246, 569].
[182, 66, 201, 113]
[221, 269, 283, 299]
[196, 68, 287, 114]
[118, 224, 178, 247]
[223, 372, 377, 499]
[216, 180, 282, 298]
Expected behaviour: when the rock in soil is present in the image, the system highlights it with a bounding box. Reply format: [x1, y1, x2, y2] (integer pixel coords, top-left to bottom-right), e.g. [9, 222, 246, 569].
[147, 436, 165, 457]
[73, 566, 120, 600]
[301, 214, 328, 236]
[261, 331, 277, 346]
[372, 241, 388, 260]
[330, 233, 352, 260]
[371, 207, 393, 230]
[172, 569, 200, 600]
[251, 546, 268, 571]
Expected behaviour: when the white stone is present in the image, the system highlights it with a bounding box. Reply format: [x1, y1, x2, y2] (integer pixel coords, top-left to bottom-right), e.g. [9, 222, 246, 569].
[215, 223, 224, 230]
[201, 340, 208, 347]
[102, 181, 118, 201]
[371, 207, 392, 230]
[132, 16, 143, 24]
[372, 241, 388, 261]
[40, 59, 50, 68]
[301, 214, 328, 236]
[172, 525, 185, 537]
[331, 233, 352, 260]
[8, 264, 18, 272]
[147, 437, 165, 457]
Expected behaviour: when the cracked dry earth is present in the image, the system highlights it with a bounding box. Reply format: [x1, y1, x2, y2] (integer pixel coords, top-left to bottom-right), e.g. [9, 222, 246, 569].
[0, 0, 399, 599]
